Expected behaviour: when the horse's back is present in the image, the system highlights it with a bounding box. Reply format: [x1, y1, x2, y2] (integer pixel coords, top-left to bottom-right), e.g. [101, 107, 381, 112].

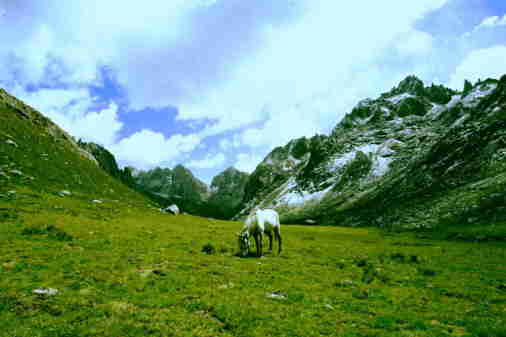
[255, 209, 280, 232]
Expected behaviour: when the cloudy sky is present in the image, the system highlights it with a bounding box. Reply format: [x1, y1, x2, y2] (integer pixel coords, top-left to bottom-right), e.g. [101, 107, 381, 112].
[1, 0, 506, 183]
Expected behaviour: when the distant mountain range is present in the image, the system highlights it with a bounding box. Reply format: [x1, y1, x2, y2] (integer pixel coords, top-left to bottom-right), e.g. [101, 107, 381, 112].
[2, 74, 505, 231]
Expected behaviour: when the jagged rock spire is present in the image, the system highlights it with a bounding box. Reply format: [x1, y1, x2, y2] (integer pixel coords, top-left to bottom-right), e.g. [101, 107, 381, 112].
[391, 75, 425, 96]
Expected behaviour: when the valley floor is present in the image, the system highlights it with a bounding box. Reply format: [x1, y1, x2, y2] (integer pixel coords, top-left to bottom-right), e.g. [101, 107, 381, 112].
[1, 190, 505, 337]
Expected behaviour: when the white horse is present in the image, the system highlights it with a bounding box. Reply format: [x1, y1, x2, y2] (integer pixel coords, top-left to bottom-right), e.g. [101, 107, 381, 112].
[238, 209, 282, 257]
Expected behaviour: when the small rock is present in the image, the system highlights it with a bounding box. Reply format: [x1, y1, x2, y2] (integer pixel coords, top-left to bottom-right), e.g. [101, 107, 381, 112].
[266, 292, 286, 300]
[162, 204, 180, 215]
[33, 288, 58, 296]
[5, 139, 17, 147]
[91, 199, 103, 203]
[58, 190, 72, 197]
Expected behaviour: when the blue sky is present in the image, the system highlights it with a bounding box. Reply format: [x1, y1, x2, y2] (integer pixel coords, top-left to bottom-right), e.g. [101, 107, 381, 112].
[1, 0, 506, 183]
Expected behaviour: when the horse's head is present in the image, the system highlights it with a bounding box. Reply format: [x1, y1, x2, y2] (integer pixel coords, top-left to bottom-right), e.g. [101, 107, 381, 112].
[237, 231, 250, 257]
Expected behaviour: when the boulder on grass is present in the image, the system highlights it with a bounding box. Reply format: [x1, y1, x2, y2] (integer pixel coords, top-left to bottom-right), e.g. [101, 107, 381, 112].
[163, 204, 180, 215]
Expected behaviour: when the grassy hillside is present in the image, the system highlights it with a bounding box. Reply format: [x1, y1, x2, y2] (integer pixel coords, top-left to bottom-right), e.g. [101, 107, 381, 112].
[0, 89, 146, 204]
[1, 191, 506, 337]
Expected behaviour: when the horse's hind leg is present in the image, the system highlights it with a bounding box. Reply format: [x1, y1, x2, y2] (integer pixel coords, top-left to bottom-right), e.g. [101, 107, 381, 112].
[266, 231, 273, 251]
[274, 227, 282, 254]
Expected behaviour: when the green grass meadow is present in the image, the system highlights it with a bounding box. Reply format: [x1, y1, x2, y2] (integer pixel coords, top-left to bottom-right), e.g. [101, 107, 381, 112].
[1, 191, 506, 337]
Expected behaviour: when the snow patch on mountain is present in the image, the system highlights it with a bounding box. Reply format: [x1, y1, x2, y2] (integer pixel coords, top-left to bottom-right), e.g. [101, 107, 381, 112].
[281, 155, 304, 171]
[386, 93, 414, 104]
[462, 84, 497, 108]
[277, 177, 333, 206]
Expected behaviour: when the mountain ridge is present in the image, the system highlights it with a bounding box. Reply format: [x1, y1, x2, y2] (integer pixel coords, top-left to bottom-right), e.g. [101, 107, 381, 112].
[233, 74, 506, 233]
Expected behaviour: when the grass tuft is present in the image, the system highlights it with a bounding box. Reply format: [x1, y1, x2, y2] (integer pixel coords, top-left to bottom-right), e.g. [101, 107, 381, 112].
[201, 242, 216, 255]
[21, 224, 74, 241]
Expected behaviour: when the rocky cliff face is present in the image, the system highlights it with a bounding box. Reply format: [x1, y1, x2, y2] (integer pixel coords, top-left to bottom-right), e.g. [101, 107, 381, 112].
[207, 167, 249, 219]
[133, 165, 210, 214]
[234, 75, 506, 231]
[77, 141, 136, 187]
[134, 165, 249, 219]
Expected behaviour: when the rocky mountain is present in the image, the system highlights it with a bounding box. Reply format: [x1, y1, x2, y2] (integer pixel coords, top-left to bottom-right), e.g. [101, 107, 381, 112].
[0, 88, 145, 202]
[207, 167, 249, 219]
[77, 140, 136, 188]
[235, 75, 506, 231]
[133, 165, 210, 214]
[134, 165, 249, 219]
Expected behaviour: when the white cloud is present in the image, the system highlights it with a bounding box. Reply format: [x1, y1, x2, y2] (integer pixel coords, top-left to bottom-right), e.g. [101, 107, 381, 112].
[109, 130, 200, 169]
[0, 0, 218, 90]
[3, 0, 449, 130]
[219, 134, 242, 150]
[475, 14, 506, 30]
[394, 29, 434, 55]
[71, 103, 123, 146]
[462, 13, 506, 38]
[179, 0, 448, 145]
[186, 153, 226, 169]
[234, 153, 265, 173]
[9, 86, 122, 146]
[448, 45, 506, 89]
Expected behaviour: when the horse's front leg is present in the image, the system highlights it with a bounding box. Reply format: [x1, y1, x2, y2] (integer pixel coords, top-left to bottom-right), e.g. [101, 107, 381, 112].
[259, 234, 263, 257]
[254, 233, 261, 257]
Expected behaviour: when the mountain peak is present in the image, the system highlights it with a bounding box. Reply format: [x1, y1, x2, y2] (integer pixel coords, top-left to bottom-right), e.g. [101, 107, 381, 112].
[223, 166, 240, 174]
[391, 75, 425, 96]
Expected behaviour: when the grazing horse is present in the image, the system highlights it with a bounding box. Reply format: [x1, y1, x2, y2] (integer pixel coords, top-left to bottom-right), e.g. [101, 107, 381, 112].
[238, 209, 282, 257]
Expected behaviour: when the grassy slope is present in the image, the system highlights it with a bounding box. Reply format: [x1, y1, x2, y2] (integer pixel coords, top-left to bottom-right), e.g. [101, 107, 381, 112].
[1, 192, 506, 337]
[0, 100, 146, 202]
